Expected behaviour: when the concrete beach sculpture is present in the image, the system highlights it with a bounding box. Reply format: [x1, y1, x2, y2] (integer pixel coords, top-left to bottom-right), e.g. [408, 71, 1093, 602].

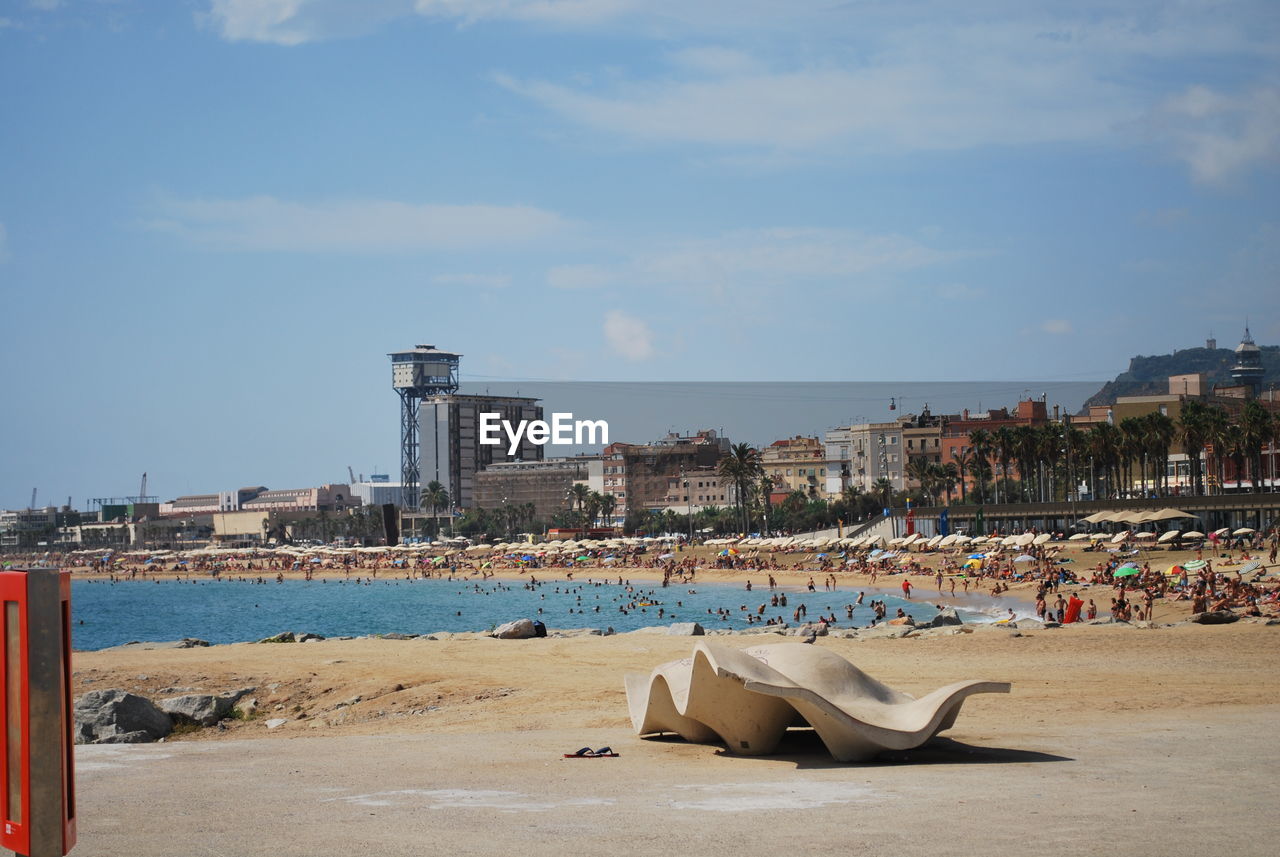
[625, 641, 1010, 761]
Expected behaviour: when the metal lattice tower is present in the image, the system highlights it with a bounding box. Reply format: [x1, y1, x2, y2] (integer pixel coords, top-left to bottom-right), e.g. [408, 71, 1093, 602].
[389, 345, 461, 509]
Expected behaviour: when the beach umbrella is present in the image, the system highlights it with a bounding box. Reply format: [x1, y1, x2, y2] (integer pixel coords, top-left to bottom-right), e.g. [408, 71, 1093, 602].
[1233, 527, 1256, 536]
[1013, 554, 1036, 563]
[1016, 533, 1035, 547]
[1033, 533, 1052, 545]
[816, 553, 829, 559]
[1183, 531, 1205, 539]
[967, 553, 986, 560]
[1068, 533, 1090, 541]
[953, 536, 971, 545]
[1212, 528, 1230, 537]
[1166, 564, 1186, 576]
[1133, 532, 1157, 540]
[939, 534, 958, 547]
[1240, 560, 1261, 574]
[1114, 566, 1141, 578]
[1089, 533, 1109, 541]
[1110, 531, 1131, 544]
[1183, 559, 1207, 571]
[1158, 530, 1181, 543]
[963, 558, 983, 569]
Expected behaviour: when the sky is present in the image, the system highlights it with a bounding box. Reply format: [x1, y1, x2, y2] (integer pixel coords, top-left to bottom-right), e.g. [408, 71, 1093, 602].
[1, 0, 1278, 509]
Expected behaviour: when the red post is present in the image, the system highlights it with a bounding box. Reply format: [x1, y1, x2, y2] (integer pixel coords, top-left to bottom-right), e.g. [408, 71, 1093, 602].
[0, 570, 76, 857]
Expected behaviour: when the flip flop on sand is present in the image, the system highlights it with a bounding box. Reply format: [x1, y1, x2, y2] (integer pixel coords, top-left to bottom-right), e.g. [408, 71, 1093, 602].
[563, 747, 619, 758]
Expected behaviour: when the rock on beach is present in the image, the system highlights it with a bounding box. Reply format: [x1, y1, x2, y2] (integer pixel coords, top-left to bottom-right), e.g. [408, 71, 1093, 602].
[74, 689, 172, 744]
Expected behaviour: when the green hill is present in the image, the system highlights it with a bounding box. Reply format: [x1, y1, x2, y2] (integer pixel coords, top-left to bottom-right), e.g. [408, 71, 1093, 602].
[1082, 342, 1280, 409]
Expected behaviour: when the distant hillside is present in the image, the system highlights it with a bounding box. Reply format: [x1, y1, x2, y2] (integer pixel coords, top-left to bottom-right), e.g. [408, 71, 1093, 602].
[1082, 343, 1280, 410]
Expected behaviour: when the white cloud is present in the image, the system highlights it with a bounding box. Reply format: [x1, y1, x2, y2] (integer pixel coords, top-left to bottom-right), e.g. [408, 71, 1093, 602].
[603, 310, 653, 360]
[202, 0, 416, 45]
[143, 194, 566, 252]
[204, 0, 310, 45]
[635, 227, 954, 287]
[496, 54, 1132, 155]
[0, 223, 9, 263]
[1042, 319, 1073, 335]
[546, 263, 615, 290]
[429, 273, 511, 288]
[414, 0, 632, 26]
[1150, 85, 1280, 184]
[201, 0, 630, 43]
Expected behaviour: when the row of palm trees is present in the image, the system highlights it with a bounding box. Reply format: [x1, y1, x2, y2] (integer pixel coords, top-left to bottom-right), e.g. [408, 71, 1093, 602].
[955, 399, 1278, 504]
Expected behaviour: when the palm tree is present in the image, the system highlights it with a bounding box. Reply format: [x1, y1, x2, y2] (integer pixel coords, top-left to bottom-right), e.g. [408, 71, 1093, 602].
[1009, 425, 1037, 502]
[936, 462, 958, 505]
[952, 447, 972, 504]
[1239, 400, 1272, 492]
[1203, 406, 1231, 494]
[1063, 425, 1085, 503]
[906, 457, 935, 504]
[586, 491, 604, 527]
[994, 427, 1016, 504]
[718, 443, 763, 533]
[966, 429, 992, 505]
[871, 477, 894, 511]
[1145, 412, 1176, 496]
[1177, 400, 1210, 496]
[1118, 417, 1147, 497]
[1035, 423, 1064, 502]
[1087, 422, 1121, 500]
[598, 492, 617, 527]
[567, 483, 592, 528]
[422, 481, 449, 537]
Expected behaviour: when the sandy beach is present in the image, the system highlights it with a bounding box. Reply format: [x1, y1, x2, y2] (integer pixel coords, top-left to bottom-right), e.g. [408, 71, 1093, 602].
[53, 537, 1280, 855]
[69, 599, 1280, 856]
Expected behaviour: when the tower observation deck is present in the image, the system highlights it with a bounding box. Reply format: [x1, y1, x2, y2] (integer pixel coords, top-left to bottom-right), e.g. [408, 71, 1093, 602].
[1230, 327, 1264, 398]
[389, 345, 461, 509]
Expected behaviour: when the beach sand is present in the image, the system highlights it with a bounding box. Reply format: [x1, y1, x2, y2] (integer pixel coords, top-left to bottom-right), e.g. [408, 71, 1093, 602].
[70, 609, 1280, 856]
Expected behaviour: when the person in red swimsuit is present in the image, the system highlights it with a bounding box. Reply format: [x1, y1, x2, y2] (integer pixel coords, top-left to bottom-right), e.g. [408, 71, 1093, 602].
[901, 579, 912, 599]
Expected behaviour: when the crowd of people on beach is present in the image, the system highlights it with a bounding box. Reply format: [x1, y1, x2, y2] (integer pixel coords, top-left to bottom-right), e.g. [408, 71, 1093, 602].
[9, 526, 1279, 633]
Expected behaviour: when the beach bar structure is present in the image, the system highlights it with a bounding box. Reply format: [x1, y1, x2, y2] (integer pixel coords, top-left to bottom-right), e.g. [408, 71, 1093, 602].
[859, 492, 1280, 541]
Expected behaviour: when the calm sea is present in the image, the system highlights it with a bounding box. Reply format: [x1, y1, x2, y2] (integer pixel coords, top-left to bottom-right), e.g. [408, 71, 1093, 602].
[70, 577, 953, 650]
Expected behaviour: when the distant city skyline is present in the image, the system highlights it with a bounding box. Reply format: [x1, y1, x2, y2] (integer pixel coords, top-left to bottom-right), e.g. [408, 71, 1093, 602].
[1, 1, 1277, 509]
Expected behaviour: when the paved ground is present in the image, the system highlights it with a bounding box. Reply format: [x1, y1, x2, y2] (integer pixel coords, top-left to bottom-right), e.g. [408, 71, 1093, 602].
[73, 704, 1279, 857]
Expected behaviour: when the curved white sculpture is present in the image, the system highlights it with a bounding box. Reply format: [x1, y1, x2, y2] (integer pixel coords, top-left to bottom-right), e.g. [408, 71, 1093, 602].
[625, 641, 1010, 761]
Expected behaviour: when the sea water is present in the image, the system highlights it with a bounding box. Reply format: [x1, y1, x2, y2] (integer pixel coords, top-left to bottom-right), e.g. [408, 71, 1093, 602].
[69, 577, 960, 650]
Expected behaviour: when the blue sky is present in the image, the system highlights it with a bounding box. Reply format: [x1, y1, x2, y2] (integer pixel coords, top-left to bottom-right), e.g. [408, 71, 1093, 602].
[1, 0, 1277, 508]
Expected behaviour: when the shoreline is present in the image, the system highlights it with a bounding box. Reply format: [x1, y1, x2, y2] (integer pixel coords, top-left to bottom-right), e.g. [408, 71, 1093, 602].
[70, 569, 1043, 651]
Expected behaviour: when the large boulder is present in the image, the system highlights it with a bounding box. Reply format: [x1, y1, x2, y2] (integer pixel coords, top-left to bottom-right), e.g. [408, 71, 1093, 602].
[74, 690, 172, 744]
[923, 607, 963, 628]
[1190, 610, 1240, 625]
[159, 689, 253, 727]
[666, 622, 706, 636]
[492, 619, 537, 639]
